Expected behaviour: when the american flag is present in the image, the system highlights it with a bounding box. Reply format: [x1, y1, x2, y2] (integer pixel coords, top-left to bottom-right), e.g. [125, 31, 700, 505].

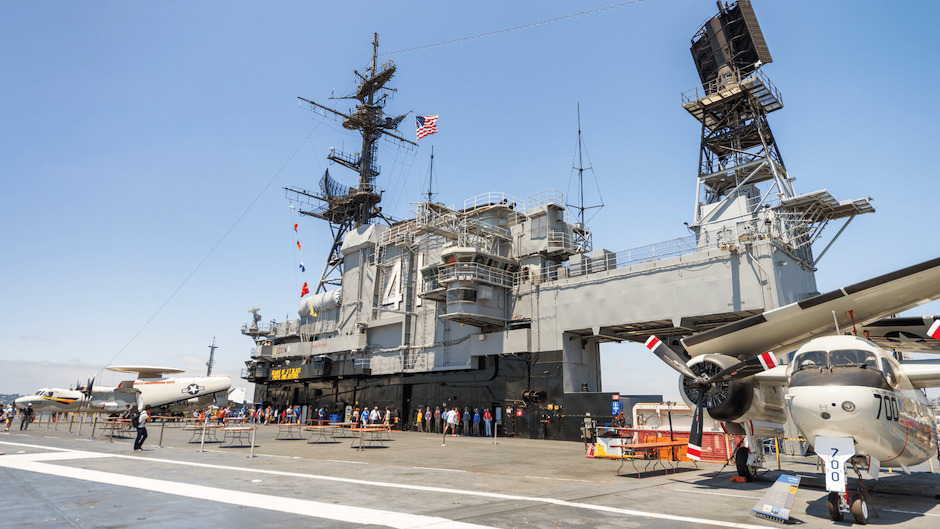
[416, 115, 439, 140]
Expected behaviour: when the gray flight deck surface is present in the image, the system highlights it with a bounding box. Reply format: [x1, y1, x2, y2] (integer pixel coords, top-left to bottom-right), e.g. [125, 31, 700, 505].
[3, 422, 938, 528]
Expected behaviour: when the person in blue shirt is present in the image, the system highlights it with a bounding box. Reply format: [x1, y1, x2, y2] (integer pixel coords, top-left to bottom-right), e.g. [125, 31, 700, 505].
[472, 409, 481, 436]
[462, 408, 471, 436]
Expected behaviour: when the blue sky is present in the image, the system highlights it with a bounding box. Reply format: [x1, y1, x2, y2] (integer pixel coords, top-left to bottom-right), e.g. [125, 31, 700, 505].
[2, 1, 938, 400]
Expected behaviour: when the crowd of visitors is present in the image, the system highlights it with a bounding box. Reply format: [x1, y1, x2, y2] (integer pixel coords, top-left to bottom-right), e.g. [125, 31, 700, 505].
[414, 405, 493, 436]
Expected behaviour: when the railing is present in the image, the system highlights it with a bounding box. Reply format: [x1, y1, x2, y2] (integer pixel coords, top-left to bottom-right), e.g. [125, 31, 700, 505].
[463, 191, 524, 211]
[547, 230, 577, 252]
[537, 235, 699, 283]
[435, 262, 515, 289]
[526, 189, 564, 211]
[681, 68, 781, 109]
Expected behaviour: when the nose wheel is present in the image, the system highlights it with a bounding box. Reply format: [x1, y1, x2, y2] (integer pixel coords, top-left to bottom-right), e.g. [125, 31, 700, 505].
[826, 462, 877, 524]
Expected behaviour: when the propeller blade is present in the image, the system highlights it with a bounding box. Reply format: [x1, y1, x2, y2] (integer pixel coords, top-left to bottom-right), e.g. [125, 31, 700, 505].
[704, 352, 778, 386]
[687, 390, 704, 461]
[644, 336, 705, 384]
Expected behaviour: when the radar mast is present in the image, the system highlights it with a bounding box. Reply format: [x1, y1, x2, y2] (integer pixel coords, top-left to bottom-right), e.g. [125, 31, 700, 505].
[287, 33, 416, 294]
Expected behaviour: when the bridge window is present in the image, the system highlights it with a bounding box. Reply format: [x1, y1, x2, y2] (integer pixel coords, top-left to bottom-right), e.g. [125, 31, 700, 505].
[446, 288, 477, 303]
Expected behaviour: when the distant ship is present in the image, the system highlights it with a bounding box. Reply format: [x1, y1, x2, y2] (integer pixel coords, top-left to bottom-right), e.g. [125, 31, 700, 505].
[241, 3, 877, 440]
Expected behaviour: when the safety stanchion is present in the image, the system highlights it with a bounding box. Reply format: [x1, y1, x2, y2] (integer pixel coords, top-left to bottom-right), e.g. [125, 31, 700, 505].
[248, 426, 257, 459]
[158, 418, 167, 448]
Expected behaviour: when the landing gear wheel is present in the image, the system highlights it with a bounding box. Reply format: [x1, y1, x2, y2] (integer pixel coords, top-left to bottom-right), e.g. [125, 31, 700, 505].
[734, 446, 757, 481]
[850, 495, 869, 525]
[827, 492, 843, 522]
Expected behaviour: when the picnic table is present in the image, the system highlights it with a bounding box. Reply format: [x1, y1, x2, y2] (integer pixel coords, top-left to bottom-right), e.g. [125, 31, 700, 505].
[615, 440, 692, 477]
[275, 422, 307, 440]
[184, 423, 223, 443]
[305, 425, 341, 444]
[350, 426, 389, 450]
[100, 418, 133, 439]
[221, 426, 254, 448]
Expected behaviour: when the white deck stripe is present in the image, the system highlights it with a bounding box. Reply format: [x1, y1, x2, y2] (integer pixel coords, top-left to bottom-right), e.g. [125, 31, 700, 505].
[0, 452, 493, 529]
[0, 442, 774, 529]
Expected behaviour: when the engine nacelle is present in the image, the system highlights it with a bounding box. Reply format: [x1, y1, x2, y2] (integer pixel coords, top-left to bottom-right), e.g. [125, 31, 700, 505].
[679, 354, 786, 431]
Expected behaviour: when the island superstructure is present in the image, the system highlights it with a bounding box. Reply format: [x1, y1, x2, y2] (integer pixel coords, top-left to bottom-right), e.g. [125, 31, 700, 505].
[241, 3, 875, 440]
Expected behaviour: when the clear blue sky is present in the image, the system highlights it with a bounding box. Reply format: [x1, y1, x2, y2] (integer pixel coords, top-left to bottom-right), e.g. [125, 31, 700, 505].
[2, 1, 939, 399]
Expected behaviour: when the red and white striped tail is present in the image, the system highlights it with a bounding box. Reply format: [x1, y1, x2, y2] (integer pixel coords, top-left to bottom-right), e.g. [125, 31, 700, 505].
[644, 336, 661, 351]
[686, 443, 702, 461]
[757, 352, 777, 371]
[929, 320, 940, 341]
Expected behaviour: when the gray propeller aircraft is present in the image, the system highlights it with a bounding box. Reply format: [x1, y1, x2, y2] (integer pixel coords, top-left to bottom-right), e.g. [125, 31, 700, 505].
[645, 256, 940, 525]
[15, 366, 231, 414]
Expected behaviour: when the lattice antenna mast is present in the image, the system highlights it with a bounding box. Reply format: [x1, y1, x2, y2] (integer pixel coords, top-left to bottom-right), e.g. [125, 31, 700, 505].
[682, 1, 873, 269]
[566, 103, 602, 252]
[426, 146, 436, 202]
[287, 33, 416, 294]
[684, 1, 786, 227]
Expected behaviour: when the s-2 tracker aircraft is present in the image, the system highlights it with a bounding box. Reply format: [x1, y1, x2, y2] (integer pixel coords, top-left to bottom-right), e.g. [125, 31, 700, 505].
[645, 255, 940, 525]
[16, 366, 231, 414]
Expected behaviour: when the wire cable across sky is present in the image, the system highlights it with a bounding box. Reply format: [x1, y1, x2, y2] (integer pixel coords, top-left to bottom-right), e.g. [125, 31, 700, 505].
[381, 0, 643, 57]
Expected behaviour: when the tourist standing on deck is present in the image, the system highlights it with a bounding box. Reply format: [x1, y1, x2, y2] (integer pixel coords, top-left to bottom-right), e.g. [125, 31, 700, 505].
[472, 409, 481, 436]
[133, 405, 151, 451]
[416, 408, 424, 432]
[444, 407, 459, 438]
[4, 403, 15, 431]
[383, 406, 390, 426]
[19, 404, 34, 430]
[462, 408, 471, 436]
[483, 408, 493, 436]
[425, 406, 432, 432]
[433, 407, 442, 433]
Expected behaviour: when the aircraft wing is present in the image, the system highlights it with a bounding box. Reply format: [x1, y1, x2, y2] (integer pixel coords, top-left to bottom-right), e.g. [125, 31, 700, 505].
[860, 316, 940, 353]
[900, 362, 940, 389]
[754, 365, 789, 385]
[682, 256, 940, 359]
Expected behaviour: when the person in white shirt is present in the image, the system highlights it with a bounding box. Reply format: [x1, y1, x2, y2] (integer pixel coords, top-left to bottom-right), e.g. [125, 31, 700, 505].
[133, 405, 151, 452]
[443, 407, 459, 438]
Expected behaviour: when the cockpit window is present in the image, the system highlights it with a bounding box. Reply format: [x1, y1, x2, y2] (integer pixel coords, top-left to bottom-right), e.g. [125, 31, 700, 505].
[794, 349, 880, 371]
[795, 351, 827, 370]
[43, 391, 53, 397]
[829, 349, 878, 368]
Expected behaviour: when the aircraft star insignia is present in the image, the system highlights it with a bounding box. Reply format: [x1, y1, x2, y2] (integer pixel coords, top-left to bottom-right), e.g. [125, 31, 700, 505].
[184, 383, 205, 396]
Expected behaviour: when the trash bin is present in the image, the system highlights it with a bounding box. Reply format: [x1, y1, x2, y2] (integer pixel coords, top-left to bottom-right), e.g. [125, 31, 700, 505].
[329, 414, 340, 424]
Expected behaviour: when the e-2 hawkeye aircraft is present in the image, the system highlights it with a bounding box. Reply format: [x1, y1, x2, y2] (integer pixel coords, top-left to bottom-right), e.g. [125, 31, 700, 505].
[15, 366, 231, 413]
[645, 256, 940, 525]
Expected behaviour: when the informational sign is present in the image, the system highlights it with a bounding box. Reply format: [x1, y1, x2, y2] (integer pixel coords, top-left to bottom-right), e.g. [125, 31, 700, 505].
[270, 367, 301, 381]
[611, 400, 623, 416]
[752, 474, 801, 522]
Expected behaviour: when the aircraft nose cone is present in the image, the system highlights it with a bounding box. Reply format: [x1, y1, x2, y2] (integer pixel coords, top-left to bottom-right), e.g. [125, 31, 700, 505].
[14, 396, 32, 409]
